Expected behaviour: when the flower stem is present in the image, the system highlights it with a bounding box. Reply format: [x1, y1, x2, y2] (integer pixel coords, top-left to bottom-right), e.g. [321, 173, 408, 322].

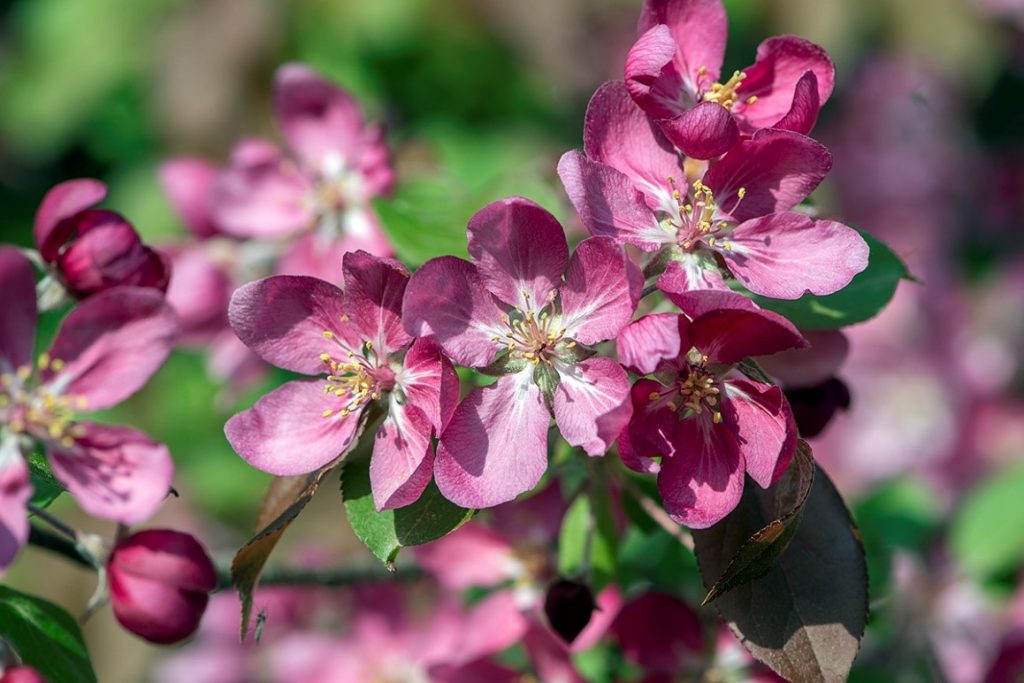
[27, 504, 78, 540]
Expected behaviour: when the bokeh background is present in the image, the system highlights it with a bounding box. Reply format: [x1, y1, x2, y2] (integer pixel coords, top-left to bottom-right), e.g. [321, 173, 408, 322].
[2, 0, 1023, 681]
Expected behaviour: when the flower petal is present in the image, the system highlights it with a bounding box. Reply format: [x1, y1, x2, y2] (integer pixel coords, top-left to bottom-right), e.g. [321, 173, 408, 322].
[522, 625, 586, 683]
[48, 423, 173, 524]
[616, 313, 684, 375]
[399, 337, 460, 432]
[737, 36, 835, 133]
[656, 251, 729, 295]
[34, 178, 107, 261]
[0, 246, 38, 373]
[402, 256, 506, 368]
[553, 357, 632, 456]
[341, 250, 411, 355]
[224, 379, 362, 475]
[724, 213, 870, 299]
[229, 275, 358, 374]
[624, 25, 689, 120]
[435, 370, 550, 508]
[703, 129, 831, 222]
[638, 0, 728, 87]
[0, 435, 31, 576]
[412, 522, 516, 590]
[467, 197, 568, 312]
[617, 378, 678, 474]
[724, 379, 797, 488]
[658, 417, 745, 528]
[560, 237, 640, 345]
[158, 157, 220, 238]
[772, 71, 821, 135]
[658, 101, 739, 160]
[165, 246, 233, 344]
[44, 287, 179, 411]
[612, 592, 703, 672]
[557, 152, 669, 251]
[370, 401, 434, 510]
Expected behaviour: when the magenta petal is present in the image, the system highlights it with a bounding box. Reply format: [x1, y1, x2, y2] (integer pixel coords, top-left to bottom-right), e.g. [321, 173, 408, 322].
[658, 418, 745, 528]
[772, 71, 821, 134]
[616, 314, 684, 375]
[467, 197, 568, 311]
[0, 247, 38, 372]
[625, 25, 689, 120]
[435, 371, 550, 509]
[273, 63, 366, 173]
[370, 402, 434, 510]
[584, 80, 681, 198]
[413, 523, 515, 590]
[33, 178, 107, 261]
[402, 256, 506, 368]
[557, 152, 669, 251]
[612, 592, 703, 672]
[454, 590, 532, 665]
[522, 625, 585, 683]
[44, 287, 179, 411]
[617, 379, 678, 474]
[656, 252, 729, 295]
[659, 102, 739, 160]
[224, 379, 362, 475]
[678, 291, 806, 362]
[738, 35, 835, 132]
[56, 215, 171, 296]
[0, 436, 31, 576]
[165, 246, 232, 343]
[212, 145, 313, 238]
[638, 0, 728, 86]
[724, 213, 870, 298]
[342, 250, 411, 355]
[49, 423, 173, 525]
[560, 237, 640, 345]
[399, 337, 460, 433]
[229, 275, 358, 374]
[724, 379, 796, 488]
[553, 357, 632, 456]
[158, 157, 220, 238]
[703, 129, 831, 222]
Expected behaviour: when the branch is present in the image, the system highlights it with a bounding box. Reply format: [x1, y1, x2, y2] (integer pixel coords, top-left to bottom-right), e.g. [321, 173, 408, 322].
[28, 526, 92, 568]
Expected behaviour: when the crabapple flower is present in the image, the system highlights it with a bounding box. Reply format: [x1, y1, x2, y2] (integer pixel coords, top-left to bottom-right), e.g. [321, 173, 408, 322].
[211, 64, 395, 279]
[33, 179, 170, 300]
[107, 529, 218, 644]
[616, 291, 806, 528]
[403, 197, 640, 508]
[0, 666, 48, 683]
[625, 0, 835, 158]
[0, 247, 178, 572]
[559, 80, 868, 299]
[225, 251, 457, 510]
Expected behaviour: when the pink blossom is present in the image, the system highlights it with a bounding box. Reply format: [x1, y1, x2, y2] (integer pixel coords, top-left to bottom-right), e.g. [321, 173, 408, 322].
[0, 666, 49, 683]
[403, 197, 641, 508]
[616, 291, 806, 527]
[0, 247, 178, 572]
[225, 250, 457, 510]
[624, 0, 835, 158]
[559, 80, 868, 299]
[107, 528, 217, 644]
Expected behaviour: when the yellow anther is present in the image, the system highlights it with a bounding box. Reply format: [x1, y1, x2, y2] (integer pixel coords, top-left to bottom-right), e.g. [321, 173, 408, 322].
[322, 409, 333, 417]
[60, 436, 74, 448]
[320, 353, 331, 362]
[37, 353, 50, 369]
[697, 66, 708, 76]
[745, 95, 758, 105]
[648, 391, 661, 401]
[51, 358, 64, 371]
[340, 314, 350, 322]
[737, 187, 747, 199]
[322, 331, 334, 339]
[16, 366, 30, 380]
[340, 409, 350, 417]
[365, 341, 373, 349]
[713, 411, 722, 424]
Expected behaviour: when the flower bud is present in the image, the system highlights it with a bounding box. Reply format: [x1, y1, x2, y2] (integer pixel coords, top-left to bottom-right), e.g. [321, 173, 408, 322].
[107, 529, 217, 645]
[0, 666, 49, 683]
[543, 578, 595, 644]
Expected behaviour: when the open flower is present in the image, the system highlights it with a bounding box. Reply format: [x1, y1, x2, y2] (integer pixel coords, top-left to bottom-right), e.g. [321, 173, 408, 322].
[403, 197, 640, 508]
[0, 247, 178, 572]
[559, 80, 868, 299]
[625, 0, 835, 158]
[210, 64, 395, 279]
[616, 291, 806, 527]
[225, 251, 457, 510]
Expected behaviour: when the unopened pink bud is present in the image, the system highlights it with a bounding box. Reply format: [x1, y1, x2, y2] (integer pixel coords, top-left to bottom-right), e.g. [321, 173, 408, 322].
[0, 666, 49, 683]
[107, 529, 217, 645]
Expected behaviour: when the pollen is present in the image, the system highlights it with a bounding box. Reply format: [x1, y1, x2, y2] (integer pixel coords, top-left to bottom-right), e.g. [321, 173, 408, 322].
[703, 70, 747, 109]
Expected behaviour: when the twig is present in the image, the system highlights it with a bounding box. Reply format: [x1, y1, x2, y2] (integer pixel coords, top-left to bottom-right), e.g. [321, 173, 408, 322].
[620, 477, 695, 551]
[28, 526, 92, 568]
[28, 504, 78, 540]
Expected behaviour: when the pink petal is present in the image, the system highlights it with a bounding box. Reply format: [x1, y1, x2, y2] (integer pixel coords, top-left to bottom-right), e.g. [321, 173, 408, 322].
[616, 313, 684, 375]
[467, 197, 568, 312]
[341, 250, 411, 356]
[759, 329, 849, 388]
[573, 586, 624, 651]
[356, 123, 397, 198]
[33, 178, 107, 261]
[523, 625, 585, 683]
[612, 592, 703, 672]
[658, 418, 745, 528]
[677, 291, 806, 362]
[560, 237, 640, 345]
[412, 523, 515, 590]
[273, 63, 366, 173]
[432, 661, 522, 683]
[0, 437, 31, 576]
[617, 379, 679, 474]
[557, 151, 670, 251]
[399, 337, 459, 432]
[229, 275, 358, 375]
[225, 379, 362, 475]
[624, 25, 690, 120]
[553, 357, 632, 456]
[48, 423, 173, 524]
[703, 129, 831, 222]
[638, 0, 728, 87]
[737, 36, 835, 133]
[657, 251, 729, 295]
[402, 256, 506, 368]
[724, 214, 870, 299]
[723, 379, 796, 488]
[370, 402, 434, 510]
[211, 144, 313, 238]
[44, 287, 179, 411]
[158, 157, 220, 238]
[452, 590, 532, 665]
[435, 370, 550, 509]
[583, 80, 681, 200]
[772, 71, 821, 135]
[164, 246, 232, 344]
[55, 213, 171, 296]
[0, 247, 38, 372]
[658, 101, 740, 160]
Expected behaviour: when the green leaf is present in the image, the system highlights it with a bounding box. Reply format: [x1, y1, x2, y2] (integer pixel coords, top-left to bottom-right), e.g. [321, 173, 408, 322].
[748, 231, 910, 329]
[557, 488, 618, 589]
[27, 452, 64, 508]
[0, 585, 97, 683]
[341, 455, 473, 566]
[693, 456, 868, 683]
[951, 461, 1024, 581]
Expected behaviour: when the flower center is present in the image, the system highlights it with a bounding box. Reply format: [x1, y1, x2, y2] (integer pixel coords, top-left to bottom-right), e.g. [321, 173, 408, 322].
[492, 293, 575, 367]
[666, 178, 744, 252]
[0, 355, 86, 446]
[699, 68, 757, 109]
[649, 354, 723, 424]
[317, 329, 394, 420]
